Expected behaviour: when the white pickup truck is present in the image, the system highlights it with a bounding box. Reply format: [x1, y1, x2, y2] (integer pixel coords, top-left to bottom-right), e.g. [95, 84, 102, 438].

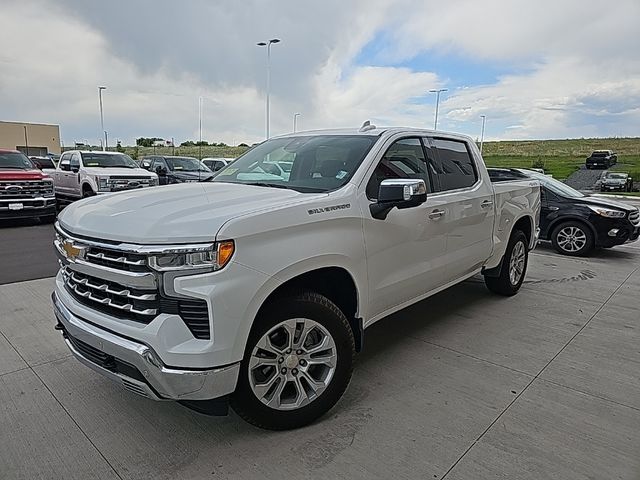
[52, 150, 158, 203]
[52, 126, 540, 430]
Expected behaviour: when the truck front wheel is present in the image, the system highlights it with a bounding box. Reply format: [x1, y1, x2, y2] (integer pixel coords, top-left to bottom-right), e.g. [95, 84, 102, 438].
[231, 292, 355, 430]
[484, 230, 528, 296]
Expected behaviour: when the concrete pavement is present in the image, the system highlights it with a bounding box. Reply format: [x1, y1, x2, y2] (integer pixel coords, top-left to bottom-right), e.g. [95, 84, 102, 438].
[1, 245, 639, 479]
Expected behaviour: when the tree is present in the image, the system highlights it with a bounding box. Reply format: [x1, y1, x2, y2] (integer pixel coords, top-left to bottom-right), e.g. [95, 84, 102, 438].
[116, 140, 125, 153]
[136, 137, 162, 147]
[238, 143, 249, 147]
[180, 140, 196, 147]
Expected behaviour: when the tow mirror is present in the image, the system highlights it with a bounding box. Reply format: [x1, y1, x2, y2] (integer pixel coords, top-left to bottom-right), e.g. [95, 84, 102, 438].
[155, 166, 167, 176]
[370, 178, 427, 220]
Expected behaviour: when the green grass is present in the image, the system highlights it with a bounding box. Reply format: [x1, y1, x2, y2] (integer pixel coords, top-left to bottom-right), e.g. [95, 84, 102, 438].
[121, 145, 249, 160]
[483, 155, 583, 180]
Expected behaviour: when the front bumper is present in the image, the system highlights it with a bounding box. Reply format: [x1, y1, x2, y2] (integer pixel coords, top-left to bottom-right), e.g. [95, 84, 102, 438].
[601, 184, 626, 191]
[0, 197, 56, 219]
[52, 291, 239, 401]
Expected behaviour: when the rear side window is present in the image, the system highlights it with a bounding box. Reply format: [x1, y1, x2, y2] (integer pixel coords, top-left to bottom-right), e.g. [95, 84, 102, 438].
[431, 138, 478, 191]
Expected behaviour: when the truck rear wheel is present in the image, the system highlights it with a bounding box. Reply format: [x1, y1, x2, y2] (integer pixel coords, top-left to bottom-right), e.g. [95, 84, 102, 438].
[484, 230, 528, 296]
[231, 291, 355, 430]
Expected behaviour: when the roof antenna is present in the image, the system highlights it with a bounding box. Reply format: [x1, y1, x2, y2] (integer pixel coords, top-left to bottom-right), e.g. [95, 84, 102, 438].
[359, 120, 376, 132]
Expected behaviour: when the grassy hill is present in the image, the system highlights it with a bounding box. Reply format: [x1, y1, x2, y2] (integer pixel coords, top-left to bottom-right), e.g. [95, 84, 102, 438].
[481, 137, 640, 180]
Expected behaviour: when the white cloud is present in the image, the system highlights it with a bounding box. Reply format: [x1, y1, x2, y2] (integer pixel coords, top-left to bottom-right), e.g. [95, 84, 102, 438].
[0, 0, 639, 145]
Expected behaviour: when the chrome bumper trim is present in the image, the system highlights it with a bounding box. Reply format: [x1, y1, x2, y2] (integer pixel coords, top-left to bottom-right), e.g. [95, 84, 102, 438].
[52, 291, 239, 401]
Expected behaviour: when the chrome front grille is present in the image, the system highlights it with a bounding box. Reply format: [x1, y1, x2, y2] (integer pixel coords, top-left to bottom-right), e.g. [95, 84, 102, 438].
[630, 209, 639, 226]
[0, 179, 54, 198]
[56, 226, 212, 338]
[85, 246, 148, 272]
[107, 176, 154, 192]
[62, 267, 159, 322]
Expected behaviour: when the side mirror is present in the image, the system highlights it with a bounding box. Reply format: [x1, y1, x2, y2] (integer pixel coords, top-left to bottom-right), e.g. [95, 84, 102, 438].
[155, 166, 167, 176]
[71, 165, 79, 173]
[370, 178, 427, 220]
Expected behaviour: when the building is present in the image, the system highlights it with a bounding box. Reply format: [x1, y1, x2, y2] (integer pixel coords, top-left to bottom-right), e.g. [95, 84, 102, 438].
[0, 121, 61, 155]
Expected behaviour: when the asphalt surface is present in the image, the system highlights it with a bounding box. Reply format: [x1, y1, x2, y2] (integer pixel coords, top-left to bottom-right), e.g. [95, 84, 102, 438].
[1, 223, 640, 478]
[0, 219, 58, 285]
[564, 164, 605, 190]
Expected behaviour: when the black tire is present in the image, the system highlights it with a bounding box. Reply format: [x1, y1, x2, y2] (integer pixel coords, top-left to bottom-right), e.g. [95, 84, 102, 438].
[484, 230, 529, 296]
[551, 221, 594, 257]
[230, 291, 355, 430]
[82, 185, 95, 198]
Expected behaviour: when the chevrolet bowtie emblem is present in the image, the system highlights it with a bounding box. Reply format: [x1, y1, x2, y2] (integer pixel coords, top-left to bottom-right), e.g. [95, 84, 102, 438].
[62, 241, 85, 261]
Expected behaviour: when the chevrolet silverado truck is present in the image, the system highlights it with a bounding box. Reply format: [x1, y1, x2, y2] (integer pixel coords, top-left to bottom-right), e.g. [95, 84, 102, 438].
[0, 149, 56, 222]
[52, 150, 158, 204]
[52, 126, 540, 430]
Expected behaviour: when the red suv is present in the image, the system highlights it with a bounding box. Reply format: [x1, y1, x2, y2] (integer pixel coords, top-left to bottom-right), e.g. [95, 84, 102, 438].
[0, 149, 56, 222]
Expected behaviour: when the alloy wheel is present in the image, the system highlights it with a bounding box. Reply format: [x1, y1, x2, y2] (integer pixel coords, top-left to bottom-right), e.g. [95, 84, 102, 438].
[248, 318, 337, 411]
[509, 240, 526, 285]
[557, 226, 587, 253]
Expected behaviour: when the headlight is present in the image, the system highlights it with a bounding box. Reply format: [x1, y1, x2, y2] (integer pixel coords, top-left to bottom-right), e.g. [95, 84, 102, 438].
[97, 176, 110, 191]
[148, 241, 235, 271]
[587, 205, 626, 218]
[149, 177, 158, 186]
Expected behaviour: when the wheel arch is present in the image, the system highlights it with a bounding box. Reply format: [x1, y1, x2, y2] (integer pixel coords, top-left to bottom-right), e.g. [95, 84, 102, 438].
[547, 216, 597, 241]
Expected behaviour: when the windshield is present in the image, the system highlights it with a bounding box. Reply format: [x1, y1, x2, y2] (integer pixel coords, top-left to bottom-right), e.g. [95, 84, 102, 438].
[211, 135, 378, 193]
[82, 153, 138, 168]
[0, 152, 35, 170]
[524, 171, 585, 198]
[605, 173, 626, 179]
[166, 157, 211, 172]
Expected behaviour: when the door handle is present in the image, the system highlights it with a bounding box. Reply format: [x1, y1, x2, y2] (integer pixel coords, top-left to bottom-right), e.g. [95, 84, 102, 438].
[481, 200, 493, 209]
[429, 209, 445, 220]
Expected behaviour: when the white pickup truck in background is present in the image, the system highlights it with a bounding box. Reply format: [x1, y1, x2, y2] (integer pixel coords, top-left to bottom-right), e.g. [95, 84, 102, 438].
[52, 150, 158, 203]
[52, 126, 540, 430]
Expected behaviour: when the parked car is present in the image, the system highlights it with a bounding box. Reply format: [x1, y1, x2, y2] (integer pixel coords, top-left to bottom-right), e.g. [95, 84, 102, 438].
[139, 155, 214, 184]
[600, 171, 633, 192]
[29, 156, 57, 176]
[586, 150, 617, 169]
[52, 151, 158, 204]
[202, 157, 235, 172]
[52, 126, 540, 430]
[0, 149, 56, 222]
[489, 168, 639, 256]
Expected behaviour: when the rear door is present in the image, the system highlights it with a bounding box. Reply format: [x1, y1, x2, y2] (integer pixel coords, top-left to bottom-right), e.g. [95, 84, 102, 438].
[428, 137, 495, 281]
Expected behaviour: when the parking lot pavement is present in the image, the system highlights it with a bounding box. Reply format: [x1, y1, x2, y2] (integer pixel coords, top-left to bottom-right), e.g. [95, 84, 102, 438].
[1, 245, 639, 479]
[0, 219, 58, 285]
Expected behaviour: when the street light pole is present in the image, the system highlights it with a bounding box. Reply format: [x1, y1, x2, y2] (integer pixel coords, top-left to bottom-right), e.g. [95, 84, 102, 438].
[429, 88, 448, 130]
[98, 86, 107, 151]
[257, 38, 281, 139]
[198, 96, 203, 160]
[479, 115, 487, 154]
[293, 113, 301, 132]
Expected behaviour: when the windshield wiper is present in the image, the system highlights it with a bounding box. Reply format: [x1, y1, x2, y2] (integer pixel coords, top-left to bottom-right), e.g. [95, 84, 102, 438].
[245, 182, 289, 189]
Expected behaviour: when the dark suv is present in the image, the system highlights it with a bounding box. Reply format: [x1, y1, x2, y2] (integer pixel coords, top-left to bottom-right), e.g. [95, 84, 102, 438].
[586, 150, 617, 169]
[139, 156, 213, 184]
[489, 168, 640, 256]
[600, 171, 633, 192]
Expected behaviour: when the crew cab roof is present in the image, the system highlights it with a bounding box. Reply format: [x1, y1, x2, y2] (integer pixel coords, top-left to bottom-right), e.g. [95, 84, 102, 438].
[270, 127, 475, 144]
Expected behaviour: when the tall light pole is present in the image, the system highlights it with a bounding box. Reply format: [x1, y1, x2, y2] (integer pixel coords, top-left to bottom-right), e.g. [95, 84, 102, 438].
[98, 86, 107, 151]
[479, 115, 487, 153]
[257, 38, 281, 139]
[198, 96, 203, 160]
[293, 113, 301, 132]
[429, 88, 448, 130]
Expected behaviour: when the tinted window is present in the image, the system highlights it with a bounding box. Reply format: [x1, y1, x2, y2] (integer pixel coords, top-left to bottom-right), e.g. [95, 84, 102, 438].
[366, 138, 430, 199]
[70, 153, 80, 168]
[166, 157, 210, 172]
[212, 135, 377, 193]
[31, 157, 55, 169]
[432, 138, 477, 191]
[0, 152, 34, 170]
[60, 159, 70, 171]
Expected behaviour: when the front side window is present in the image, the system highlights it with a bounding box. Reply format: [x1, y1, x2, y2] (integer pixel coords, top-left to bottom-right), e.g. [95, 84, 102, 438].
[366, 138, 430, 199]
[212, 135, 377, 193]
[431, 138, 478, 191]
[0, 152, 34, 170]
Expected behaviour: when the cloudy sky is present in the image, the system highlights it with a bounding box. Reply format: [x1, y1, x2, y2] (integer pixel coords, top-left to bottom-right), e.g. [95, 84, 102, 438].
[1, 0, 639, 146]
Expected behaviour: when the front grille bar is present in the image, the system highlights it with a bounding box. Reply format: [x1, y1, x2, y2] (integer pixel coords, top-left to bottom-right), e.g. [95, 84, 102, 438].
[67, 270, 156, 300]
[86, 251, 146, 266]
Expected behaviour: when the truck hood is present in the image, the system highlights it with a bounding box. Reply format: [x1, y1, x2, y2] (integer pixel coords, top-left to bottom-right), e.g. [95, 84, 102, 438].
[84, 167, 156, 178]
[579, 195, 637, 212]
[0, 168, 50, 180]
[58, 182, 324, 244]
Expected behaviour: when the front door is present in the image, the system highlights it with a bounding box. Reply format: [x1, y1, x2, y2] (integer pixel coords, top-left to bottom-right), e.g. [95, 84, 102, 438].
[360, 137, 448, 321]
